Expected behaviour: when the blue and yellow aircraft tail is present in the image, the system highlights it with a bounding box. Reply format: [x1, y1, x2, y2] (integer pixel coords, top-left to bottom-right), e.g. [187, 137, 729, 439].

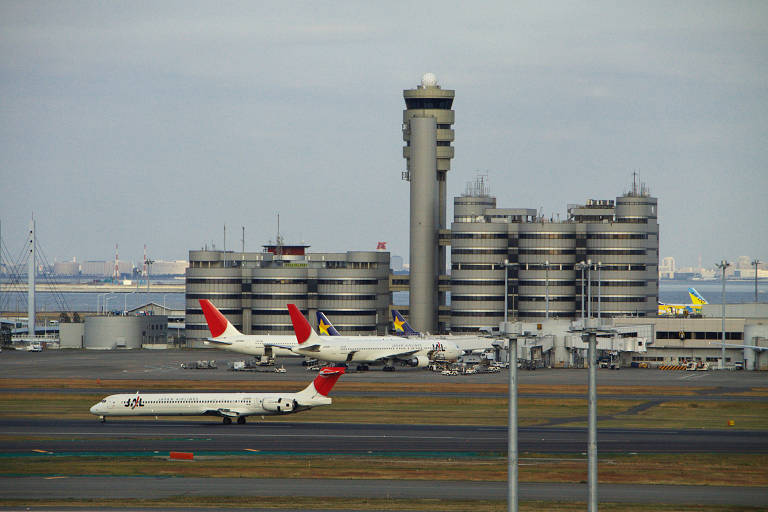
[316, 311, 341, 336]
[392, 309, 420, 336]
[688, 288, 708, 305]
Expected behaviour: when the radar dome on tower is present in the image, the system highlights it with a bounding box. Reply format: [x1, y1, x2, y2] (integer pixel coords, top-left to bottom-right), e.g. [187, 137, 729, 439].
[421, 72, 438, 87]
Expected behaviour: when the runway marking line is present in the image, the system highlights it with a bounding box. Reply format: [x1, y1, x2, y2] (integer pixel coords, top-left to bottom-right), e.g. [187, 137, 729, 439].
[44, 476, 67, 479]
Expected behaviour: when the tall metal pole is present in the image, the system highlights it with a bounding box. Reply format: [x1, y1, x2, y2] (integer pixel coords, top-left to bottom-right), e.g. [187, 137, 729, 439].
[504, 260, 509, 326]
[28, 218, 36, 338]
[587, 330, 598, 512]
[716, 260, 730, 369]
[508, 335, 518, 512]
[545, 260, 549, 320]
[753, 259, 760, 303]
[578, 262, 585, 322]
[597, 262, 602, 322]
[587, 260, 592, 319]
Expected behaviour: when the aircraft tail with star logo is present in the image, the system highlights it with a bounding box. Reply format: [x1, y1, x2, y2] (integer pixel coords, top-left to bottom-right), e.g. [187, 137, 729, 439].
[315, 311, 342, 336]
[392, 310, 421, 336]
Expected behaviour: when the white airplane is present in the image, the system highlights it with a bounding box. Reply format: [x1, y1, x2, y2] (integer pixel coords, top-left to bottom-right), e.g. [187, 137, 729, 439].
[198, 299, 300, 357]
[286, 304, 460, 371]
[89, 366, 345, 424]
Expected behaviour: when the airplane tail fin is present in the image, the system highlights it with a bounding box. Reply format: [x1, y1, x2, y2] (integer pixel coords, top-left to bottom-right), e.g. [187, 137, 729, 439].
[688, 288, 708, 305]
[296, 366, 345, 402]
[288, 304, 323, 345]
[199, 299, 242, 338]
[316, 311, 342, 336]
[392, 309, 420, 336]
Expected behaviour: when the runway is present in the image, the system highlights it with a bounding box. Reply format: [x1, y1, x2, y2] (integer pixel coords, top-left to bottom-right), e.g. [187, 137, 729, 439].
[1, 476, 766, 506]
[2, 419, 766, 455]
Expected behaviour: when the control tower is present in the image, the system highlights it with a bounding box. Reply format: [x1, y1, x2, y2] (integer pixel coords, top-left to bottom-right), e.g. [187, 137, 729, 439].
[402, 73, 455, 333]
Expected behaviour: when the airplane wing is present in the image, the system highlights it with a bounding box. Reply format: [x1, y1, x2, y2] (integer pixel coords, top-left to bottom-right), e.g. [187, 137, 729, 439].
[380, 349, 420, 360]
[265, 342, 324, 353]
[205, 337, 233, 346]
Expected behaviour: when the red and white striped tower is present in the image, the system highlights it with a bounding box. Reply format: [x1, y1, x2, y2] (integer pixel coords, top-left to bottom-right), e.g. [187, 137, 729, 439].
[113, 244, 120, 282]
[142, 244, 148, 279]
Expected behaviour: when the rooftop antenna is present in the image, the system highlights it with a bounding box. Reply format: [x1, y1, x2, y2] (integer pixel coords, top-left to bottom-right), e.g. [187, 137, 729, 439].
[276, 213, 283, 258]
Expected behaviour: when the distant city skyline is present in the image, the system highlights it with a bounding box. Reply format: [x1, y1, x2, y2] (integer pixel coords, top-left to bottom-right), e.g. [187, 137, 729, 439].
[1, 3, 766, 268]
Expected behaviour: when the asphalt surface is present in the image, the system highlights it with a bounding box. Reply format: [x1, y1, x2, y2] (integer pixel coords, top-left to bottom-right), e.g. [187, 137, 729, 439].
[2, 348, 768, 388]
[3, 418, 766, 455]
[1, 476, 767, 506]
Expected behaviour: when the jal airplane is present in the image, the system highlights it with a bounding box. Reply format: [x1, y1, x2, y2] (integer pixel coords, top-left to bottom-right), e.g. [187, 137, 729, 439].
[89, 366, 344, 424]
[198, 299, 300, 357]
[287, 304, 460, 370]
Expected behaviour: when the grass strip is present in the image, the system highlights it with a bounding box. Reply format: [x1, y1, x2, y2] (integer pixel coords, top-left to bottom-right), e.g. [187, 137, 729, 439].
[0, 496, 763, 511]
[4, 377, 755, 397]
[2, 454, 766, 487]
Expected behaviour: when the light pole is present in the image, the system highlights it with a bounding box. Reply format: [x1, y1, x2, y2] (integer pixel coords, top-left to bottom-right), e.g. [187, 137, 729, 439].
[124, 291, 136, 315]
[576, 262, 587, 322]
[103, 292, 115, 315]
[753, 259, 761, 303]
[544, 260, 549, 320]
[587, 259, 592, 319]
[501, 259, 519, 512]
[584, 328, 598, 512]
[716, 260, 731, 369]
[597, 262, 602, 322]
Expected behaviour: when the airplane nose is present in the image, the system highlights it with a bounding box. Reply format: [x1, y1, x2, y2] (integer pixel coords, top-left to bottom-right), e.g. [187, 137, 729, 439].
[90, 404, 100, 414]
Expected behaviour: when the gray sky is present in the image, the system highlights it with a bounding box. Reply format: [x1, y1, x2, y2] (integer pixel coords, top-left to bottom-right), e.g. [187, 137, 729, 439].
[1, 1, 766, 269]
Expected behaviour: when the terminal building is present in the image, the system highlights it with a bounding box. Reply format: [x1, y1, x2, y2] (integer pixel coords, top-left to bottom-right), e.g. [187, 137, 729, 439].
[184, 243, 390, 348]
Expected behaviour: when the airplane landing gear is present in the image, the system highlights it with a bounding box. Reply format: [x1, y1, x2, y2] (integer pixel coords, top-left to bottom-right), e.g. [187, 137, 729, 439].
[99, 416, 106, 423]
[382, 365, 395, 372]
[356, 364, 369, 371]
[222, 417, 232, 425]
[237, 416, 246, 425]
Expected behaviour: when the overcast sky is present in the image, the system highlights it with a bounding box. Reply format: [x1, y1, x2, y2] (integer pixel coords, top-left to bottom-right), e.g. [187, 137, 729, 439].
[1, 1, 766, 269]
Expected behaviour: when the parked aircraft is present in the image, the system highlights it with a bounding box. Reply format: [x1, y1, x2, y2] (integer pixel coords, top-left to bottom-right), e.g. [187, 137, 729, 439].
[391, 309, 497, 355]
[658, 288, 709, 316]
[89, 366, 345, 424]
[199, 299, 299, 357]
[287, 304, 460, 370]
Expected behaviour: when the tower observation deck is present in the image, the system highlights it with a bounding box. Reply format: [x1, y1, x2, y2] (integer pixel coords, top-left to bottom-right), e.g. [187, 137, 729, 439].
[402, 73, 455, 333]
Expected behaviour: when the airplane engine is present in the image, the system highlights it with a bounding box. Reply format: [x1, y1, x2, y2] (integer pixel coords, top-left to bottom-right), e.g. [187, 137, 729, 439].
[262, 397, 297, 413]
[407, 355, 430, 368]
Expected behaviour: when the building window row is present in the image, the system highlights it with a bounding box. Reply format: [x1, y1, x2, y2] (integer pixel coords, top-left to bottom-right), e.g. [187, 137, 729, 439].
[450, 310, 505, 317]
[451, 295, 505, 302]
[518, 249, 576, 255]
[519, 233, 576, 239]
[519, 296, 576, 302]
[452, 248, 509, 255]
[452, 233, 508, 239]
[318, 279, 379, 285]
[518, 280, 576, 286]
[586, 249, 646, 255]
[317, 294, 377, 301]
[187, 293, 242, 299]
[587, 233, 648, 239]
[186, 308, 240, 316]
[251, 294, 309, 300]
[187, 278, 242, 284]
[656, 331, 743, 340]
[452, 263, 512, 271]
[451, 279, 505, 286]
[252, 279, 308, 284]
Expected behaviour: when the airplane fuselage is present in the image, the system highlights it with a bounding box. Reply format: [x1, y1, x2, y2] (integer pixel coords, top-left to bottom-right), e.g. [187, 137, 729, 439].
[206, 334, 299, 357]
[296, 336, 460, 365]
[90, 391, 327, 418]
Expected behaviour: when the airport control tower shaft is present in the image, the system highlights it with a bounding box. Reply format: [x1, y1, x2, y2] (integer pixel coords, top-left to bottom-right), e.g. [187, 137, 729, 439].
[402, 73, 455, 333]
